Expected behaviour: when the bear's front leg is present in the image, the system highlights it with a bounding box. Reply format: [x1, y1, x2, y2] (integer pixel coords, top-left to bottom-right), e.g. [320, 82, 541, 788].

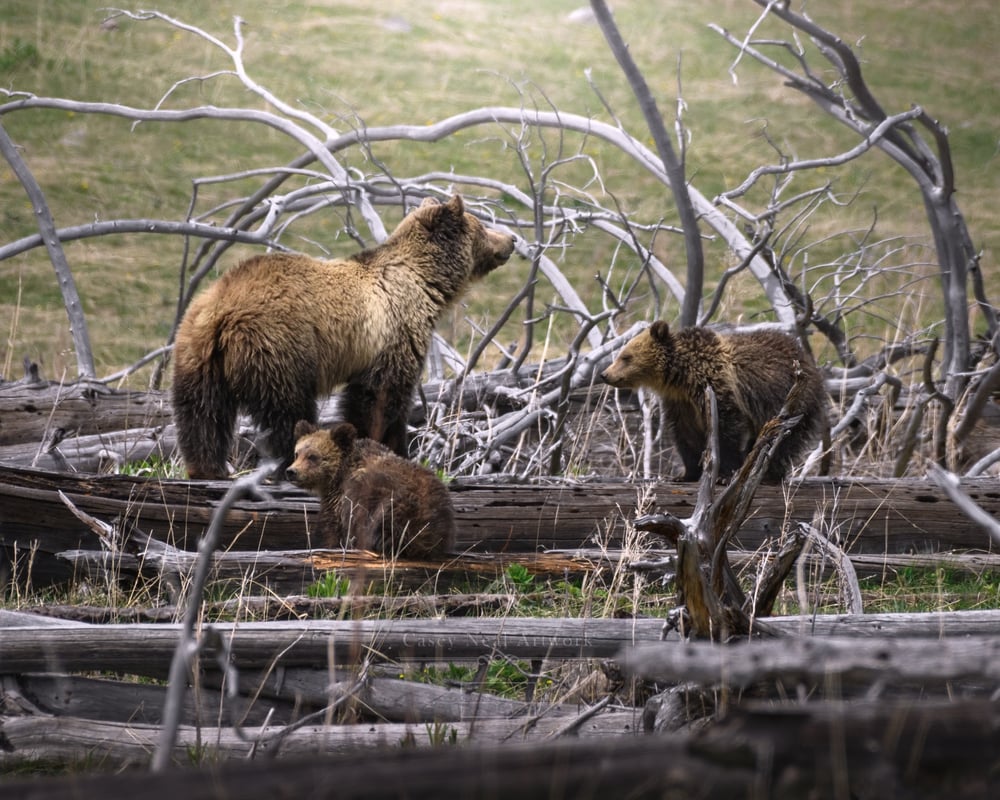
[341, 361, 415, 457]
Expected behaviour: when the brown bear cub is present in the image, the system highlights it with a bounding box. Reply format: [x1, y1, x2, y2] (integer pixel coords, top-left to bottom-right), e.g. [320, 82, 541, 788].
[285, 420, 456, 557]
[601, 322, 826, 482]
[172, 195, 516, 479]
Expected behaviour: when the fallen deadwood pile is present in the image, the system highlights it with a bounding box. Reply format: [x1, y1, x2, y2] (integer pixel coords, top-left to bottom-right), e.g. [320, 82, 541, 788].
[5, 379, 1000, 796]
[6, 712, 999, 800]
[4, 612, 1000, 797]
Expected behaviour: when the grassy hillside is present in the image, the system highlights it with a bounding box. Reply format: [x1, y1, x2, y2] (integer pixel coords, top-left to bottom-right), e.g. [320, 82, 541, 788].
[1, 0, 998, 382]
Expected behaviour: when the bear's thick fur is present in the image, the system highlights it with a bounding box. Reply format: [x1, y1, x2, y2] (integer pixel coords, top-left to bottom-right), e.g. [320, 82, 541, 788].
[601, 321, 827, 481]
[285, 420, 456, 557]
[172, 195, 515, 478]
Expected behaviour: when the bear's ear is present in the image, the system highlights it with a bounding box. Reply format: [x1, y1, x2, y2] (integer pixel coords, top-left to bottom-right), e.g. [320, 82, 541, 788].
[294, 419, 317, 439]
[329, 422, 358, 450]
[413, 194, 463, 231]
[412, 196, 445, 230]
[648, 320, 671, 344]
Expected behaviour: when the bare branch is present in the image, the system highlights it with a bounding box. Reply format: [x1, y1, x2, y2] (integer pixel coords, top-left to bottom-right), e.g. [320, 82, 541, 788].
[0, 218, 288, 262]
[152, 460, 277, 773]
[0, 92, 797, 323]
[0, 122, 94, 379]
[714, 3, 990, 400]
[717, 106, 925, 202]
[589, 0, 704, 327]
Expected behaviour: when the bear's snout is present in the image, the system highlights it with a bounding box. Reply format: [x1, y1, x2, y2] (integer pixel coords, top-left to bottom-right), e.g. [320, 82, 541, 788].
[483, 231, 515, 267]
[285, 466, 299, 483]
[497, 234, 516, 263]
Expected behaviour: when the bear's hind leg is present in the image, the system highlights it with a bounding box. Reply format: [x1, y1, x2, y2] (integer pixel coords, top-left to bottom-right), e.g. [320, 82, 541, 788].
[176, 405, 238, 480]
[173, 357, 238, 480]
[341, 375, 412, 457]
[255, 393, 317, 471]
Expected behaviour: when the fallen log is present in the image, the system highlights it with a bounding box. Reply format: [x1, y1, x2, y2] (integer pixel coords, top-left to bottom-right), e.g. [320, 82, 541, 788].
[7, 610, 1000, 678]
[212, 668, 545, 723]
[0, 707, 641, 769]
[55, 543, 611, 596]
[622, 635, 1000, 689]
[4, 462, 1000, 588]
[9, 667, 547, 728]
[5, 699, 998, 799]
[0, 618, 666, 676]
[0, 378, 171, 448]
[41, 545, 1000, 607]
[5, 673, 283, 727]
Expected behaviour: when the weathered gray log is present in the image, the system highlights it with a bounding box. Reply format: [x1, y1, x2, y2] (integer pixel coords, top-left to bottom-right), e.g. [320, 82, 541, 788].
[5, 700, 998, 799]
[0, 426, 175, 472]
[0, 618, 667, 676]
[202, 667, 547, 723]
[29, 541, 1000, 610]
[0, 379, 172, 448]
[6, 673, 284, 726]
[627, 546, 1000, 579]
[10, 669, 541, 728]
[622, 635, 1000, 688]
[0, 708, 641, 769]
[0, 609, 88, 627]
[7, 611, 1000, 679]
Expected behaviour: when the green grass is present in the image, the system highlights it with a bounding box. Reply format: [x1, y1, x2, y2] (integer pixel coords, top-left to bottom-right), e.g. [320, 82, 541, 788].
[2, 1, 999, 381]
[768, 566, 1000, 616]
[307, 570, 351, 599]
[414, 659, 536, 701]
[862, 567, 1000, 614]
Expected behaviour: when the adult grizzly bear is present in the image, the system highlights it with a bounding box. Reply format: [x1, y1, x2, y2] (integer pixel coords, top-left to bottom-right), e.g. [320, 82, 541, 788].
[286, 420, 456, 557]
[172, 195, 515, 479]
[600, 322, 826, 482]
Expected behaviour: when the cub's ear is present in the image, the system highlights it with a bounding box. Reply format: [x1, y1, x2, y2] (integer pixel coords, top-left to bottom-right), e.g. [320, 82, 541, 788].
[329, 422, 358, 450]
[648, 320, 671, 344]
[293, 419, 317, 439]
[444, 194, 464, 215]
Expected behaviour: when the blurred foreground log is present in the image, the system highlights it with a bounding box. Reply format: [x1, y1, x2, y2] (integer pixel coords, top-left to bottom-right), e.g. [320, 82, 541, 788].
[7, 700, 998, 799]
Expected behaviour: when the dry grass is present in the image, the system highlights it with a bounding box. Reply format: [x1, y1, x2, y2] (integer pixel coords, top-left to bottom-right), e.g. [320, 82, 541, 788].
[1, 1, 998, 381]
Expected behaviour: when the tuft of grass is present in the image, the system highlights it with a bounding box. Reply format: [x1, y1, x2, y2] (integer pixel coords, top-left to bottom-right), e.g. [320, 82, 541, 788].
[0, 38, 39, 71]
[116, 454, 180, 478]
[307, 571, 351, 599]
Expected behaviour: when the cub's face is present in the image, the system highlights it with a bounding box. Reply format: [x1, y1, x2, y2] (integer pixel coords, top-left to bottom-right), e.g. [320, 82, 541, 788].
[285, 421, 358, 493]
[600, 326, 668, 393]
[286, 431, 339, 492]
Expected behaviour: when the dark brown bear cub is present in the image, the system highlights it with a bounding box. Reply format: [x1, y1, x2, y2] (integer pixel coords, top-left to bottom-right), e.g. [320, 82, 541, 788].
[285, 420, 456, 557]
[601, 322, 826, 482]
[172, 195, 515, 479]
